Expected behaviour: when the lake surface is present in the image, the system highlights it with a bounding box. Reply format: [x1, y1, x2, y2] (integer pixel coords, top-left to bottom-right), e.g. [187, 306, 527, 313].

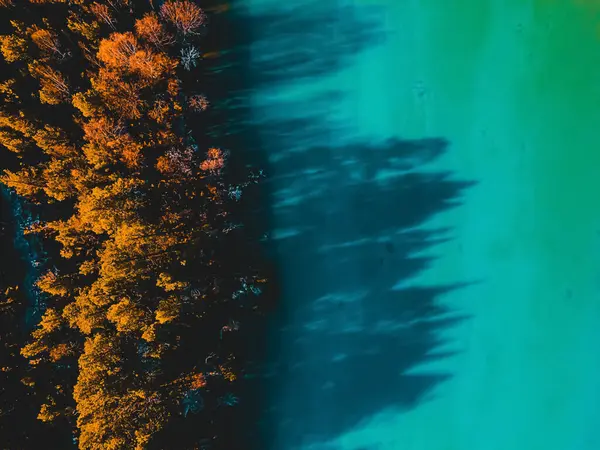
[240, 1, 600, 449]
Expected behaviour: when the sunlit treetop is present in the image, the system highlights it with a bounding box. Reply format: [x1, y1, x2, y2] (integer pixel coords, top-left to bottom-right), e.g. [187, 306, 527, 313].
[135, 13, 175, 48]
[29, 26, 68, 60]
[160, 0, 207, 36]
[0, 32, 28, 63]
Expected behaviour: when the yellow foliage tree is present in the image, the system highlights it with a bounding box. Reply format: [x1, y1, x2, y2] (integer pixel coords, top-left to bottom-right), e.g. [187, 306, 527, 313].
[0, 33, 27, 63]
[156, 272, 188, 292]
[75, 333, 168, 450]
[63, 285, 109, 334]
[72, 91, 100, 118]
[21, 308, 67, 361]
[106, 298, 150, 334]
[29, 26, 66, 59]
[32, 125, 78, 158]
[0, 167, 45, 199]
[155, 296, 180, 324]
[67, 10, 100, 42]
[36, 270, 70, 297]
[28, 61, 70, 104]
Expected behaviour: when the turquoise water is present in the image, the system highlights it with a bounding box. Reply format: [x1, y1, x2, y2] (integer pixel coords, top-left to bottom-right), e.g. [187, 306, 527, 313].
[241, 1, 600, 449]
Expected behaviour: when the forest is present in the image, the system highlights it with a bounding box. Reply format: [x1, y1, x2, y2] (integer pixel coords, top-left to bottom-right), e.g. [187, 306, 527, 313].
[0, 0, 271, 448]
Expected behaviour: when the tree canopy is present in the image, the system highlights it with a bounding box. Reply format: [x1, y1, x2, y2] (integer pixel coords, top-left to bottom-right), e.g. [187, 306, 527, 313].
[0, 1, 269, 448]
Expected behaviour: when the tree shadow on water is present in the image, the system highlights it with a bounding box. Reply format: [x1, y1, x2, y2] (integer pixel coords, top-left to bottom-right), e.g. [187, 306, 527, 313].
[254, 133, 475, 450]
[201, 0, 387, 91]
[242, 2, 387, 87]
[200, 2, 477, 449]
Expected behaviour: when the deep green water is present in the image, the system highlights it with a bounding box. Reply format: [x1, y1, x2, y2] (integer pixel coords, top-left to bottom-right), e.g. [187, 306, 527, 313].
[242, 0, 600, 449]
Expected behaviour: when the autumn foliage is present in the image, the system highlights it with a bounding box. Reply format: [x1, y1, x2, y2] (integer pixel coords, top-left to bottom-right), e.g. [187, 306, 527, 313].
[160, 0, 207, 36]
[0, 1, 266, 449]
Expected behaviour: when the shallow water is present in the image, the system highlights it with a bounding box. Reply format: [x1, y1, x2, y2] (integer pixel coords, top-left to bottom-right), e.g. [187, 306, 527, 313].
[242, 1, 600, 449]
